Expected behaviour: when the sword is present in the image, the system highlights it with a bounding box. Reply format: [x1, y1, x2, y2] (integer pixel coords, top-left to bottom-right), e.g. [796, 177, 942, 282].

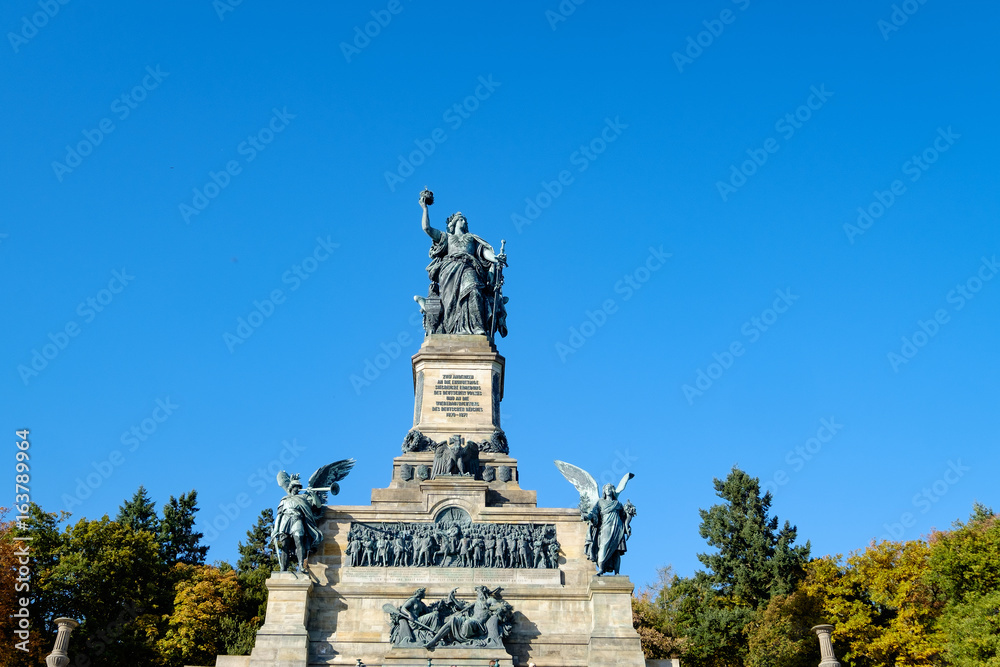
[382, 603, 435, 632]
[490, 239, 507, 339]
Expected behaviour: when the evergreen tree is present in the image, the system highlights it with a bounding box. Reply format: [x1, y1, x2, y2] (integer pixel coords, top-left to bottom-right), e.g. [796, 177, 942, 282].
[117, 485, 160, 535]
[221, 509, 279, 656]
[236, 508, 277, 575]
[697, 466, 810, 608]
[648, 466, 811, 667]
[159, 490, 208, 566]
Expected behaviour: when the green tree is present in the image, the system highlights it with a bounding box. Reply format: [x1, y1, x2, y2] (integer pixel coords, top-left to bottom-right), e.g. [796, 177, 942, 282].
[930, 504, 1000, 667]
[159, 491, 207, 566]
[745, 588, 823, 667]
[801, 541, 943, 666]
[236, 508, 277, 575]
[927, 502, 1000, 604]
[697, 466, 810, 608]
[632, 567, 685, 659]
[156, 564, 241, 666]
[939, 590, 1000, 666]
[42, 515, 166, 667]
[223, 508, 278, 655]
[645, 467, 810, 666]
[116, 485, 159, 535]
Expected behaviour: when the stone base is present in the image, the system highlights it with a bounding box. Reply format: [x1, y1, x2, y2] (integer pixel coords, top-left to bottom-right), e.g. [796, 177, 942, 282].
[383, 646, 515, 666]
[247, 573, 313, 667]
[411, 334, 504, 443]
[219, 461, 645, 666]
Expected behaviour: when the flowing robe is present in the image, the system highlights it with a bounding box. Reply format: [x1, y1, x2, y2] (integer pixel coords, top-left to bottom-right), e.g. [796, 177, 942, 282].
[427, 232, 495, 336]
[395, 595, 444, 644]
[441, 596, 490, 642]
[273, 491, 323, 554]
[586, 495, 628, 574]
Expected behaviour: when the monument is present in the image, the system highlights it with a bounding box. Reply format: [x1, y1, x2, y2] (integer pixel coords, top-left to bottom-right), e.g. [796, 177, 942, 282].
[222, 190, 647, 667]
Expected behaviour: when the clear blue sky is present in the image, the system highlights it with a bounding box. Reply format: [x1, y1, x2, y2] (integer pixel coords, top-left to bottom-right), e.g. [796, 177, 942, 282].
[3, 0, 998, 587]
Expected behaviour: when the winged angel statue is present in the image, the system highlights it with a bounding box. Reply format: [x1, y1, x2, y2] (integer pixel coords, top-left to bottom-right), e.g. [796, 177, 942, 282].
[554, 461, 637, 575]
[272, 459, 355, 573]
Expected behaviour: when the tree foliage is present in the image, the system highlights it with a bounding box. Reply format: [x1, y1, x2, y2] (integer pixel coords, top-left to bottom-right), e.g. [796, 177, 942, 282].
[227, 508, 278, 655]
[939, 590, 1000, 666]
[159, 491, 207, 567]
[697, 466, 810, 609]
[117, 486, 159, 536]
[1, 491, 273, 667]
[745, 589, 822, 667]
[635, 467, 810, 666]
[156, 564, 242, 666]
[636, 502, 1000, 667]
[43, 514, 166, 666]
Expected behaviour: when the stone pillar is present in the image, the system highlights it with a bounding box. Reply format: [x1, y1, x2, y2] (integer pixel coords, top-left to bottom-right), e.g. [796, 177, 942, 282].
[411, 334, 505, 443]
[811, 625, 841, 667]
[45, 617, 78, 667]
[249, 573, 314, 667]
[586, 575, 645, 667]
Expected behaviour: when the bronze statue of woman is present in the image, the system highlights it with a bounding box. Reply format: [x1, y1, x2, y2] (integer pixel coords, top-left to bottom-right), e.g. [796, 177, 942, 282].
[419, 190, 506, 336]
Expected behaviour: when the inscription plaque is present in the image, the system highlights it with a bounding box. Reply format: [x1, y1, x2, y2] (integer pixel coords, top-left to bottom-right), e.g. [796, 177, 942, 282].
[430, 373, 484, 419]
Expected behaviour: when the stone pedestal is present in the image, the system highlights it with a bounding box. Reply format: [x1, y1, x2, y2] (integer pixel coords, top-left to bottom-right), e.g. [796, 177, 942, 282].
[411, 334, 504, 443]
[587, 576, 645, 667]
[812, 625, 841, 667]
[248, 573, 313, 667]
[45, 617, 78, 667]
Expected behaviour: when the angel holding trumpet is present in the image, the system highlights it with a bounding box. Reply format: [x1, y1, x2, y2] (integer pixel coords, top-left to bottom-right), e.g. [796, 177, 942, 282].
[555, 460, 637, 575]
[271, 459, 355, 573]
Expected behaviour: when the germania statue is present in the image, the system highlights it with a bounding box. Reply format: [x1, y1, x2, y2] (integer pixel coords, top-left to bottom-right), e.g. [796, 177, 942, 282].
[415, 189, 508, 339]
[271, 459, 355, 573]
[554, 460, 637, 575]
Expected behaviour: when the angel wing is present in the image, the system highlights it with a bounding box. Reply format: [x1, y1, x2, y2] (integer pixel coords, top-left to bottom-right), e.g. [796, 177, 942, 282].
[616, 472, 635, 497]
[554, 460, 600, 513]
[309, 459, 356, 489]
[276, 470, 291, 493]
